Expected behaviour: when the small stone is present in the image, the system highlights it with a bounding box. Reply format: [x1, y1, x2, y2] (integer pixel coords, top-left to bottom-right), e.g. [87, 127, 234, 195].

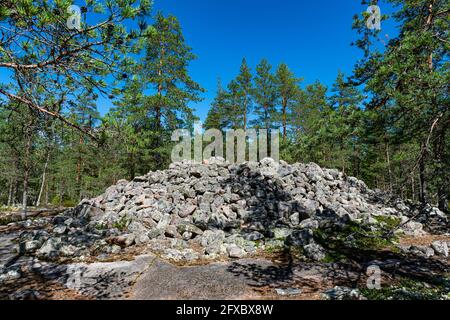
[110, 245, 122, 254]
[0, 269, 21, 283]
[60, 245, 78, 257]
[299, 218, 319, 230]
[37, 238, 62, 259]
[303, 243, 326, 261]
[136, 234, 150, 245]
[275, 288, 302, 296]
[289, 212, 300, 226]
[182, 232, 193, 241]
[179, 204, 197, 218]
[287, 229, 314, 246]
[53, 225, 67, 235]
[24, 240, 41, 253]
[431, 241, 449, 257]
[244, 231, 264, 241]
[271, 228, 292, 239]
[177, 224, 203, 236]
[148, 228, 163, 239]
[322, 287, 364, 300]
[227, 244, 246, 258]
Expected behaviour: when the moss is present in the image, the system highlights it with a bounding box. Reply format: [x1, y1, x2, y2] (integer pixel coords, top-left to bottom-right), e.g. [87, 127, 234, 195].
[264, 239, 286, 253]
[315, 220, 399, 253]
[112, 216, 130, 231]
[361, 277, 450, 300]
[95, 222, 108, 230]
[322, 251, 348, 263]
[374, 216, 401, 229]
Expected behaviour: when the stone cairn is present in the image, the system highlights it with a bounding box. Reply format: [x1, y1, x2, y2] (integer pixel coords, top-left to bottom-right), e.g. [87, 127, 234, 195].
[19, 158, 449, 263]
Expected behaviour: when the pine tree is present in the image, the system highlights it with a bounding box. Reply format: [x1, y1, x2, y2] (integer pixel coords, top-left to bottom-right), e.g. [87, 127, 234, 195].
[275, 63, 302, 142]
[205, 79, 228, 130]
[352, 0, 449, 210]
[235, 58, 253, 130]
[251, 59, 278, 130]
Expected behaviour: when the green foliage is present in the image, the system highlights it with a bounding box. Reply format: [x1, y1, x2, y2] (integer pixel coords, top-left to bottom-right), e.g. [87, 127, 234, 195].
[315, 220, 398, 253]
[361, 277, 450, 301]
[374, 216, 401, 229]
[113, 216, 131, 231]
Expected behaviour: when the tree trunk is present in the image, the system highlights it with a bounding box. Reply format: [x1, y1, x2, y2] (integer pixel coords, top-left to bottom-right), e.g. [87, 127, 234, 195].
[243, 96, 248, 131]
[282, 97, 287, 142]
[22, 126, 33, 218]
[385, 142, 393, 193]
[7, 179, 13, 207]
[419, 151, 428, 204]
[36, 149, 50, 207]
[75, 134, 83, 201]
[44, 178, 49, 207]
[11, 180, 17, 207]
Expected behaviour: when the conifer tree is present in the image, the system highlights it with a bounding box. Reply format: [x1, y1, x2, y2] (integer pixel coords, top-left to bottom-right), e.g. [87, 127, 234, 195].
[252, 59, 278, 130]
[275, 63, 302, 142]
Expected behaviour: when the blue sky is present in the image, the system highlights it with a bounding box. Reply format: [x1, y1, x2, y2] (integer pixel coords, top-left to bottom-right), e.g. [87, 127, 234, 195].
[153, 0, 399, 121]
[0, 0, 399, 121]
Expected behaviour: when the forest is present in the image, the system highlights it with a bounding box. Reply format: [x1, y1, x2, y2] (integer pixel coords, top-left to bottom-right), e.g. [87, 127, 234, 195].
[0, 0, 448, 214]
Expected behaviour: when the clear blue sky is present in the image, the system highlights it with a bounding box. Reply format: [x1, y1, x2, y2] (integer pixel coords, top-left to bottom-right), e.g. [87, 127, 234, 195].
[151, 0, 398, 121]
[0, 0, 399, 121]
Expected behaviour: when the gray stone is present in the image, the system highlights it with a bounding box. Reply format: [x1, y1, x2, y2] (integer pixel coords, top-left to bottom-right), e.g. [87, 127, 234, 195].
[182, 232, 193, 241]
[402, 221, 424, 236]
[110, 245, 122, 254]
[289, 212, 300, 226]
[60, 245, 78, 257]
[0, 269, 21, 283]
[179, 204, 197, 218]
[37, 238, 62, 259]
[205, 242, 223, 255]
[148, 228, 163, 239]
[431, 241, 449, 257]
[24, 240, 42, 253]
[275, 288, 302, 296]
[287, 229, 314, 246]
[303, 243, 326, 261]
[244, 231, 264, 241]
[271, 228, 292, 239]
[53, 225, 67, 235]
[299, 218, 319, 230]
[177, 224, 203, 236]
[227, 244, 246, 258]
[410, 246, 435, 258]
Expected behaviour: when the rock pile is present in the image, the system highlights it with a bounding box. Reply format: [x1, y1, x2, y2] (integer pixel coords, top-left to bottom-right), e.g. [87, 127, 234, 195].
[17, 158, 449, 263]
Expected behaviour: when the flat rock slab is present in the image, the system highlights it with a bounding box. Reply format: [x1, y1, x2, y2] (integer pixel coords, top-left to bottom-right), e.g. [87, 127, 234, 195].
[130, 258, 361, 300]
[131, 258, 273, 300]
[64, 254, 157, 299]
